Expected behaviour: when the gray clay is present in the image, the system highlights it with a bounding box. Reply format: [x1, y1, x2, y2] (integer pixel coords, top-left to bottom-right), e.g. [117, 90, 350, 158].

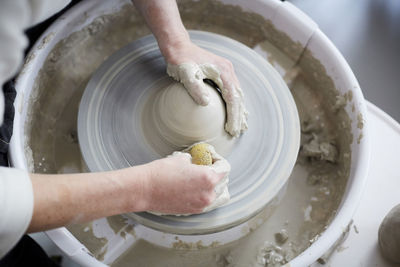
[378, 204, 400, 263]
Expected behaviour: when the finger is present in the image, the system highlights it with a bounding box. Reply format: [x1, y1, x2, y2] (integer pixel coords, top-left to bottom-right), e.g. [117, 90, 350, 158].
[203, 186, 230, 213]
[199, 63, 224, 90]
[167, 63, 210, 106]
[210, 160, 231, 176]
[215, 172, 228, 188]
[206, 168, 228, 187]
[191, 166, 224, 190]
[204, 143, 222, 161]
[220, 74, 248, 137]
[168, 151, 192, 163]
[207, 146, 231, 175]
[207, 190, 217, 204]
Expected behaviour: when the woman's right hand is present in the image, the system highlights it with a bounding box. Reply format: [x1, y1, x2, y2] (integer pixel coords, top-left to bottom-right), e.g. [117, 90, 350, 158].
[142, 152, 225, 214]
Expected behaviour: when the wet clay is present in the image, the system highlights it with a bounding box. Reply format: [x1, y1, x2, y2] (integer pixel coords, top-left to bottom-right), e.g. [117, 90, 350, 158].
[167, 63, 248, 137]
[23, 0, 354, 266]
[141, 80, 235, 157]
[378, 204, 400, 263]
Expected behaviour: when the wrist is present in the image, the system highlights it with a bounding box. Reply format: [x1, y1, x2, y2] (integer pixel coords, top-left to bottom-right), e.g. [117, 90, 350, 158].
[138, 161, 157, 211]
[118, 165, 151, 213]
[158, 30, 191, 62]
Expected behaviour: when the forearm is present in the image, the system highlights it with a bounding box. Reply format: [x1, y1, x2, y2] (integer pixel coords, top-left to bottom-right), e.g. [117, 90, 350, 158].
[132, 0, 189, 59]
[27, 166, 149, 232]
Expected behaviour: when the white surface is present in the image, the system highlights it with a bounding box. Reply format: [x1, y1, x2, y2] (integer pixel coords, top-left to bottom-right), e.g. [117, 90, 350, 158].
[0, 168, 33, 258]
[321, 102, 400, 267]
[30, 232, 80, 267]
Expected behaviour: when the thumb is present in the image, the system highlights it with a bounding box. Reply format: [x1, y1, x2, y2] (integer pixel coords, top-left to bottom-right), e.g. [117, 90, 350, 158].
[206, 144, 231, 175]
[168, 151, 192, 163]
[210, 159, 231, 175]
[167, 63, 210, 106]
[199, 63, 224, 90]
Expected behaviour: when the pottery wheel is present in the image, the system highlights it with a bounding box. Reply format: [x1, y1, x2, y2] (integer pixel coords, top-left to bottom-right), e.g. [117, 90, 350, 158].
[78, 31, 300, 235]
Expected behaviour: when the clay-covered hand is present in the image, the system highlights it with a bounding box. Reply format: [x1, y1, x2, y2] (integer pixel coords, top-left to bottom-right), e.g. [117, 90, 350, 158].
[143, 151, 228, 215]
[184, 142, 231, 213]
[132, 0, 247, 136]
[165, 42, 248, 137]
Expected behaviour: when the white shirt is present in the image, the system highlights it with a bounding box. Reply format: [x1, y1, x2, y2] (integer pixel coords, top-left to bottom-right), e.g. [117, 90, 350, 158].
[0, 0, 71, 258]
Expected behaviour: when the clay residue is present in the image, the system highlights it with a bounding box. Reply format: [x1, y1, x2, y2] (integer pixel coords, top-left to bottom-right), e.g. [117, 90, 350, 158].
[274, 230, 289, 245]
[106, 216, 136, 239]
[68, 222, 108, 261]
[289, 48, 354, 252]
[317, 220, 353, 264]
[257, 242, 292, 267]
[178, 0, 304, 62]
[113, 239, 235, 267]
[37, 32, 55, 49]
[357, 112, 364, 129]
[172, 239, 221, 250]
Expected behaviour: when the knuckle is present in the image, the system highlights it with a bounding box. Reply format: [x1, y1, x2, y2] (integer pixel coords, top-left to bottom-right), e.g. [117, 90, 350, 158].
[201, 171, 210, 182]
[198, 195, 208, 206]
[224, 90, 235, 102]
[207, 192, 216, 205]
[221, 60, 233, 72]
[202, 171, 216, 188]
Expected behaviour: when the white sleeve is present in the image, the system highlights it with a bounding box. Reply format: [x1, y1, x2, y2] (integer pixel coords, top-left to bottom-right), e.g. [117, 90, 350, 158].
[0, 0, 70, 258]
[0, 0, 71, 124]
[0, 168, 33, 258]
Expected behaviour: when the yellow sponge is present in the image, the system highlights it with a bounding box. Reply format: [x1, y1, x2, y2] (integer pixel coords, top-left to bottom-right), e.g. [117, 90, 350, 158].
[189, 143, 213, 166]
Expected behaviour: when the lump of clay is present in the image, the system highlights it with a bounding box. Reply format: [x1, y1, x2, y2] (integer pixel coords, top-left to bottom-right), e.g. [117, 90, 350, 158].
[301, 134, 338, 163]
[257, 242, 291, 267]
[143, 81, 234, 156]
[379, 204, 400, 263]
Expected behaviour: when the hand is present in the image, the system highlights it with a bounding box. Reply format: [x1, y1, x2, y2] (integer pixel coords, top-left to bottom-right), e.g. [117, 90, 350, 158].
[184, 143, 231, 213]
[164, 41, 248, 137]
[143, 151, 226, 214]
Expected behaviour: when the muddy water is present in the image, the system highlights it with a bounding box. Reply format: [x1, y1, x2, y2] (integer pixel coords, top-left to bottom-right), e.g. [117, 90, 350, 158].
[24, 1, 353, 266]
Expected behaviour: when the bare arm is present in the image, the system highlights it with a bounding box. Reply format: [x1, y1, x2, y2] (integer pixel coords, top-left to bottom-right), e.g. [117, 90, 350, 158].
[28, 154, 222, 232]
[28, 166, 147, 232]
[132, 0, 190, 60]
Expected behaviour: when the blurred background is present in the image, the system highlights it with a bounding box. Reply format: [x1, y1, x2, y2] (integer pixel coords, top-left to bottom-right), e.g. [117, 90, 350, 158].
[289, 0, 400, 121]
